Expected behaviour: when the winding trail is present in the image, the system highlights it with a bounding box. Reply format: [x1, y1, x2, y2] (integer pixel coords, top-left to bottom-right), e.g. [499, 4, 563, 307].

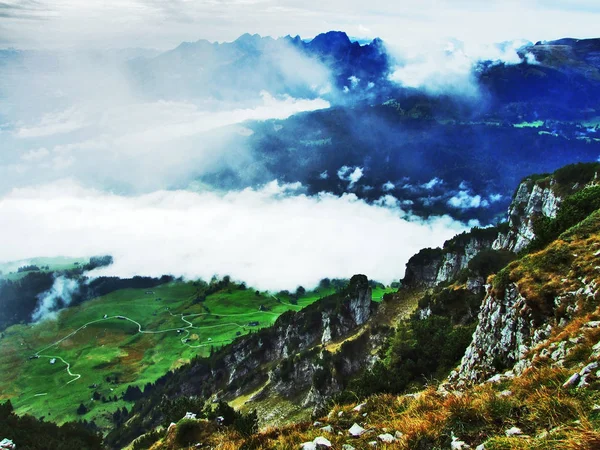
[33, 308, 281, 386]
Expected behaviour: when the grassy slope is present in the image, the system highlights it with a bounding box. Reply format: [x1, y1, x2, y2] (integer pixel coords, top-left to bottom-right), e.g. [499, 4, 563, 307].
[0, 257, 87, 281]
[148, 210, 600, 449]
[0, 278, 393, 431]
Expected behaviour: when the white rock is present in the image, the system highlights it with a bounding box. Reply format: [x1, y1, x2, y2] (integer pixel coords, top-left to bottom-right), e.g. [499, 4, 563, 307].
[476, 445, 485, 450]
[378, 433, 396, 443]
[498, 390, 512, 397]
[313, 421, 323, 427]
[487, 374, 502, 383]
[585, 321, 600, 328]
[348, 423, 366, 437]
[562, 373, 580, 388]
[313, 436, 332, 447]
[300, 442, 317, 450]
[580, 362, 599, 376]
[451, 436, 470, 449]
[505, 426, 523, 437]
[395, 431, 404, 439]
[368, 442, 378, 447]
[342, 445, 356, 450]
[352, 403, 366, 412]
[320, 425, 333, 433]
[338, 411, 344, 417]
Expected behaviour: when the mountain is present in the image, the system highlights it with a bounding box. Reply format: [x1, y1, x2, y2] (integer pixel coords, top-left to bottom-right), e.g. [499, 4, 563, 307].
[127, 31, 392, 103]
[199, 102, 600, 224]
[81, 161, 599, 449]
[479, 38, 600, 119]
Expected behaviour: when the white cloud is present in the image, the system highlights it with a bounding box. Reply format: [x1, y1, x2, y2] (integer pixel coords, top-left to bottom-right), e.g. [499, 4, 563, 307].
[337, 166, 351, 179]
[337, 165, 363, 187]
[489, 193, 504, 203]
[447, 190, 490, 209]
[319, 170, 329, 179]
[21, 147, 50, 162]
[16, 109, 86, 138]
[524, 52, 540, 65]
[421, 177, 443, 190]
[32, 276, 80, 322]
[382, 181, 395, 191]
[348, 75, 360, 88]
[1, 93, 330, 193]
[0, 180, 469, 290]
[347, 167, 363, 185]
[387, 38, 530, 97]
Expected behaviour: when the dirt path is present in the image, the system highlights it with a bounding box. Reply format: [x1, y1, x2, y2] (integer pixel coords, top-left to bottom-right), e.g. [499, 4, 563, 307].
[33, 309, 281, 385]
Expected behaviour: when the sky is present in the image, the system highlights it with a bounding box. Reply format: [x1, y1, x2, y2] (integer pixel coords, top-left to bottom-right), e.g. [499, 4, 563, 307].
[0, 0, 598, 291]
[1, 0, 600, 50]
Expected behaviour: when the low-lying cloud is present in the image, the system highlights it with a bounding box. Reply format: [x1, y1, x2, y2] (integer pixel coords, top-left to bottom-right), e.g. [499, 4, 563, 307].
[32, 276, 80, 322]
[388, 39, 533, 97]
[0, 181, 469, 291]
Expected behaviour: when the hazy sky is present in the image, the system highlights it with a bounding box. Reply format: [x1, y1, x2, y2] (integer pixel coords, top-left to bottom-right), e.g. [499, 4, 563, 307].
[1, 0, 597, 289]
[2, 0, 600, 50]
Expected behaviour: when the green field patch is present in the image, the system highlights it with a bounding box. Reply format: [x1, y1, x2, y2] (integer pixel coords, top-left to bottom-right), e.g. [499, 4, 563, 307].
[514, 120, 544, 128]
[0, 279, 390, 432]
[0, 256, 88, 280]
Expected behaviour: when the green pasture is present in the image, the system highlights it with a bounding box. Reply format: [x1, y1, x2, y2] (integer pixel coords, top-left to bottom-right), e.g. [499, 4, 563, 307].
[0, 279, 394, 432]
[0, 257, 88, 280]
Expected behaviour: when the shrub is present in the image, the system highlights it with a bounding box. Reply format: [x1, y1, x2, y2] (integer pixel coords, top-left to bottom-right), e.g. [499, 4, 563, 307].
[175, 419, 203, 447]
[468, 249, 516, 278]
[234, 409, 258, 438]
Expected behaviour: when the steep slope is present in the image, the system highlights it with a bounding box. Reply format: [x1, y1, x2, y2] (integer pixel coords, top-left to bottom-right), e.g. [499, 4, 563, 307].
[105, 276, 400, 448]
[137, 162, 600, 450]
[455, 200, 600, 386]
[402, 226, 500, 289]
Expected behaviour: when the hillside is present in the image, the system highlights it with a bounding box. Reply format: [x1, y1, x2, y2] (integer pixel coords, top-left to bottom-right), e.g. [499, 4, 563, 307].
[0, 272, 395, 435]
[111, 162, 600, 449]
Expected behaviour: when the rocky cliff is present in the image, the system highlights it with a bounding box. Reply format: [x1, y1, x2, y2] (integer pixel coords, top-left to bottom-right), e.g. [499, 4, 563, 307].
[107, 275, 382, 448]
[402, 227, 500, 289]
[454, 186, 600, 385]
[493, 163, 599, 253]
[492, 179, 561, 253]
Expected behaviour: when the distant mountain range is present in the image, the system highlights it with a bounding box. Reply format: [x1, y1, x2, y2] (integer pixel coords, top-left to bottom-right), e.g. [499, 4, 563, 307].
[2, 32, 600, 223]
[126, 30, 393, 104]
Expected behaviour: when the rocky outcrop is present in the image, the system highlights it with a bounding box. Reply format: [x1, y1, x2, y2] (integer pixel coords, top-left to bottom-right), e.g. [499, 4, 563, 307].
[493, 180, 561, 253]
[452, 283, 542, 383]
[113, 275, 377, 446]
[402, 229, 499, 289]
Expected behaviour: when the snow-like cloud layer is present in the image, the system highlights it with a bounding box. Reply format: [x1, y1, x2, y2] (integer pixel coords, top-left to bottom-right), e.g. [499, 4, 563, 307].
[0, 181, 468, 290]
[1, 93, 330, 194]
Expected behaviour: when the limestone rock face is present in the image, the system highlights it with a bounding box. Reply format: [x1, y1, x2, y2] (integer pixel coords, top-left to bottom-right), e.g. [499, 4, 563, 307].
[454, 283, 539, 384]
[493, 180, 561, 253]
[403, 234, 498, 289]
[173, 274, 380, 422]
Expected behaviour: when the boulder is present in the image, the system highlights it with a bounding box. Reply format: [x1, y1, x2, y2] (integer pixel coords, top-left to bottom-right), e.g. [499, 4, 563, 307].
[348, 423, 366, 437]
[562, 373, 580, 388]
[313, 437, 332, 447]
[378, 433, 396, 443]
[505, 426, 523, 437]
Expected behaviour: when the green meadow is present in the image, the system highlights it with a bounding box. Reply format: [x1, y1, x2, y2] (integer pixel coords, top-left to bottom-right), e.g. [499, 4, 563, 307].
[0, 279, 394, 431]
[0, 257, 87, 281]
